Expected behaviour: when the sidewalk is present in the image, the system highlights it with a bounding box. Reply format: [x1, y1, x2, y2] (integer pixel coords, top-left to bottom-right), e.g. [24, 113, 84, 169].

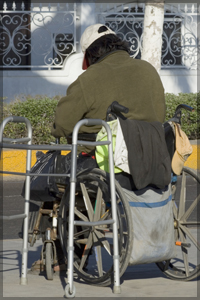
[2, 238, 198, 298]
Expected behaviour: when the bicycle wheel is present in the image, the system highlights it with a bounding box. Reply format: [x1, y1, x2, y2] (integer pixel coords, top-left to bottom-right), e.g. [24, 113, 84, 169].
[45, 242, 54, 280]
[58, 168, 133, 286]
[156, 167, 200, 281]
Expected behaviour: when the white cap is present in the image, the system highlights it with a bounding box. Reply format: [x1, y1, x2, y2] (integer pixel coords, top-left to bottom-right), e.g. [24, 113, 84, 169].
[80, 23, 116, 53]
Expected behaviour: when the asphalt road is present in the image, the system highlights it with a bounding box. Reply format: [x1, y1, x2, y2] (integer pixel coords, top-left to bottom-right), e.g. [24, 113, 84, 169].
[2, 178, 27, 239]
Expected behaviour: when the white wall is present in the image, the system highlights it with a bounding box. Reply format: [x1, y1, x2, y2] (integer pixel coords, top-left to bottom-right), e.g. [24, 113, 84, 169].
[2, 53, 85, 103]
[160, 69, 197, 94]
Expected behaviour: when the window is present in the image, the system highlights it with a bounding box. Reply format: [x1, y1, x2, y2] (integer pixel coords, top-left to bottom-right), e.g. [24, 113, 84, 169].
[104, 7, 183, 68]
[0, 1, 31, 69]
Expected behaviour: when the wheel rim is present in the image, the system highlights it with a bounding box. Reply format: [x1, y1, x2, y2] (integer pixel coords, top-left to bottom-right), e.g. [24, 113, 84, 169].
[59, 168, 132, 286]
[157, 167, 200, 280]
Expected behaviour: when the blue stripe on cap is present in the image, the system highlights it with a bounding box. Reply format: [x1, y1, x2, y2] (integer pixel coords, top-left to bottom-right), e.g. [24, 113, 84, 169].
[128, 194, 172, 208]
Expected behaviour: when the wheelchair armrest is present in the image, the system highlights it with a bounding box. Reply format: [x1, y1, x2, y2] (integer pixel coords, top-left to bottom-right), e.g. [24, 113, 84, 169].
[67, 133, 97, 143]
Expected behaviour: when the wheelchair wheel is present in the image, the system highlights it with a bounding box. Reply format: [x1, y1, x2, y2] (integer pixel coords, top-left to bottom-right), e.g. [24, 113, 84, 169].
[156, 167, 200, 281]
[58, 168, 133, 286]
[45, 242, 54, 280]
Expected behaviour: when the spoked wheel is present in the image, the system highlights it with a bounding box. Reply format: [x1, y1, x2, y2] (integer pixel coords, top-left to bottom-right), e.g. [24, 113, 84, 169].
[45, 242, 54, 280]
[58, 168, 133, 286]
[156, 167, 200, 281]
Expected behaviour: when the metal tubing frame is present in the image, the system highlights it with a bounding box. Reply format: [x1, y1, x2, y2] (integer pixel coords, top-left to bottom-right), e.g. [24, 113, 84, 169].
[0, 116, 121, 295]
[0, 116, 33, 285]
[0, 116, 71, 285]
[67, 119, 121, 296]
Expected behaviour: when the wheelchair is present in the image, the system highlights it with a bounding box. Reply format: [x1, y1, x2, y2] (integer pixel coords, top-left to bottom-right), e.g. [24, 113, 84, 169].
[24, 102, 200, 287]
[1, 102, 199, 297]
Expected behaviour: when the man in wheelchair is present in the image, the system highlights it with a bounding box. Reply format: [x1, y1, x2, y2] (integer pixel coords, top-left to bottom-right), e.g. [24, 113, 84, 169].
[51, 23, 167, 188]
[30, 23, 168, 273]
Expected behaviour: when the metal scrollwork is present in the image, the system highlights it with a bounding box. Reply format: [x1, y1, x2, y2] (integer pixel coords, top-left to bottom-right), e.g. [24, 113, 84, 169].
[106, 15, 143, 59]
[0, 2, 199, 70]
[0, 5, 76, 69]
[99, 3, 199, 69]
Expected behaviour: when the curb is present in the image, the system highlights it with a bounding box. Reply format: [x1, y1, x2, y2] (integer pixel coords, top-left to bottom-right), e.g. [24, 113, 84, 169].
[1, 143, 199, 178]
[1, 149, 70, 178]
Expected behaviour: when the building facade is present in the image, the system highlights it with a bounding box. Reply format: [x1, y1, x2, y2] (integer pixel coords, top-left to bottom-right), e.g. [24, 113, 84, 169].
[1, 2, 199, 103]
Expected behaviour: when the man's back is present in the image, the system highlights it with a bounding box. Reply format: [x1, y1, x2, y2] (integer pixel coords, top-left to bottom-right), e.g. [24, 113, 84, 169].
[52, 27, 166, 154]
[77, 50, 165, 125]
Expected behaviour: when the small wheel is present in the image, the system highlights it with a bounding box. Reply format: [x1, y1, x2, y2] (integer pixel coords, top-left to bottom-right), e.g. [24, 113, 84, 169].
[58, 168, 133, 286]
[65, 284, 76, 298]
[45, 242, 54, 280]
[156, 167, 200, 281]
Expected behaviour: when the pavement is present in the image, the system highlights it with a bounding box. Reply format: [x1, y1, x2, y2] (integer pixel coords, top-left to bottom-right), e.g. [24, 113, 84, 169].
[1, 142, 199, 299]
[1, 237, 199, 299]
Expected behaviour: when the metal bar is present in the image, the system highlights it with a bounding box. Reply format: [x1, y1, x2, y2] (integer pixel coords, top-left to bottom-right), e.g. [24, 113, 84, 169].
[1, 141, 109, 149]
[3, 138, 31, 143]
[0, 10, 76, 13]
[0, 171, 70, 177]
[1, 66, 65, 69]
[80, 182, 94, 221]
[181, 221, 200, 225]
[0, 116, 32, 142]
[77, 140, 110, 146]
[74, 220, 115, 227]
[20, 120, 32, 286]
[106, 120, 121, 294]
[1, 143, 72, 151]
[0, 214, 27, 220]
[67, 142, 77, 295]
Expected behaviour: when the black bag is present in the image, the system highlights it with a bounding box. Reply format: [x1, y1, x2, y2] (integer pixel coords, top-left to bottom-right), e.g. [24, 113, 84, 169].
[21, 150, 98, 202]
[21, 150, 64, 202]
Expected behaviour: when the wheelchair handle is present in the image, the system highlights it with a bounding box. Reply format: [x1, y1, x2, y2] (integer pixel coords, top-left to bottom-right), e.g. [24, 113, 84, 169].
[106, 101, 129, 121]
[175, 104, 194, 114]
[111, 101, 129, 114]
[170, 104, 195, 125]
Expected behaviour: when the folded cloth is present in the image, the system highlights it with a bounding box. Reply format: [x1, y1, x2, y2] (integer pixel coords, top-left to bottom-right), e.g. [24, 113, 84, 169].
[118, 119, 171, 190]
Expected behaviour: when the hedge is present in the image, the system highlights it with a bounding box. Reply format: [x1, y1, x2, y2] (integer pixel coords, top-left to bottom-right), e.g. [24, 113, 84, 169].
[165, 93, 199, 140]
[2, 93, 199, 144]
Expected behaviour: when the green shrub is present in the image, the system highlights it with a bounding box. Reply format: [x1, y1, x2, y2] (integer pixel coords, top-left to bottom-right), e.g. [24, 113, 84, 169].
[3, 96, 66, 144]
[165, 92, 199, 139]
[2, 93, 199, 144]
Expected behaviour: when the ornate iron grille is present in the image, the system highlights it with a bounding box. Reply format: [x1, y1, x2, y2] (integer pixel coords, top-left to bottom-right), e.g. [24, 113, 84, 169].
[97, 3, 199, 69]
[0, 2, 77, 69]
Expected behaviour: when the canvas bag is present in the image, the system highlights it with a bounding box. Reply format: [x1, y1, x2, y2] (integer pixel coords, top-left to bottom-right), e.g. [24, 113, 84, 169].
[123, 185, 177, 265]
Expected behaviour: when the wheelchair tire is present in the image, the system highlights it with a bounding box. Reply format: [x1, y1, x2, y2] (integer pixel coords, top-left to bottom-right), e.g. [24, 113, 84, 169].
[45, 242, 54, 280]
[58, 168, 133, 286]
[156, 167, 200, 281]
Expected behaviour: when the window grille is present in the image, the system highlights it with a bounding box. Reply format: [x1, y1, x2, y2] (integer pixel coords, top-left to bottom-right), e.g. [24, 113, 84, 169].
[0, 2, 199, 70]
[0, 2, 77, 69]
[97, 3, 199, 69]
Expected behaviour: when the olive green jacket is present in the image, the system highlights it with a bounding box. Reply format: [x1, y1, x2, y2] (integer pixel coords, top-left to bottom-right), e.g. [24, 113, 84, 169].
[51, 50, 165, 153]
